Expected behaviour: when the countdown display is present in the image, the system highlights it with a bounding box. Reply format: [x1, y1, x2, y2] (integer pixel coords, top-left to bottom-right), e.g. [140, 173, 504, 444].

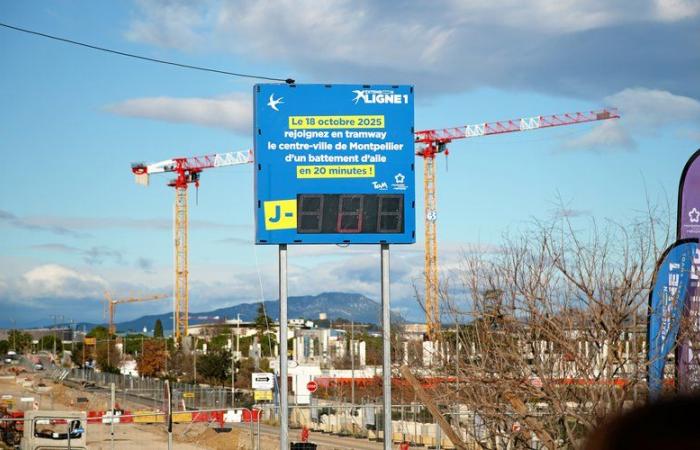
[254, 84, 415, 245]
[297, 194, 404, 235]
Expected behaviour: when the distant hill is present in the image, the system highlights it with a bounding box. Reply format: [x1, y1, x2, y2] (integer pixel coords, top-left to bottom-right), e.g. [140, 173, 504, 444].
[70, 292, 404, 333]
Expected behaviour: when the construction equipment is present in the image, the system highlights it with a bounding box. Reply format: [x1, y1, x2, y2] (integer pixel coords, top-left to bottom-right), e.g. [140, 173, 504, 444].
[414, 108, 620, 340]
[20, 411, 87, 450]
[103, 291, 169, 335]
[130, 150, 253, 341]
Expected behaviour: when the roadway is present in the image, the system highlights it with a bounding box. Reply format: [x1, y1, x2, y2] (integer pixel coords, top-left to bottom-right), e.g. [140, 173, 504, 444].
[233, 421, 422, 450]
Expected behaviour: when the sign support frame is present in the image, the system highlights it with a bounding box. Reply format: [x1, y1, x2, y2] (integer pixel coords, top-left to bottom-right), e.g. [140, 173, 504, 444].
[279, 244, 289, 449]
[381, 243, 392, 450]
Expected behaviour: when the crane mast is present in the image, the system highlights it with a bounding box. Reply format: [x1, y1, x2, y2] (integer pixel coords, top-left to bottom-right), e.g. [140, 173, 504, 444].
[415, 108, 620, 341]
[131, 150, 253, 342]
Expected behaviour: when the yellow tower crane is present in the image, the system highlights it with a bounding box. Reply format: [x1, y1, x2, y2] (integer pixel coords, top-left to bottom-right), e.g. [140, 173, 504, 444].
[130, 150, 253, 341]
[103, 292, 170, 335]
[414, 108, 620, 340]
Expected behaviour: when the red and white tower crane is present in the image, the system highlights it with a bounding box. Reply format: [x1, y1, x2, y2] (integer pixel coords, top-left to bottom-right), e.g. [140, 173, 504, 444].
[130, 150, 253, 341]
[415, 108, 620, 340]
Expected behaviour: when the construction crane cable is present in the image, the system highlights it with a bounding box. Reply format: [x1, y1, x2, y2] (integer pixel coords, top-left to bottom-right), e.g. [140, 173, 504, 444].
[0, 22, 295, 84]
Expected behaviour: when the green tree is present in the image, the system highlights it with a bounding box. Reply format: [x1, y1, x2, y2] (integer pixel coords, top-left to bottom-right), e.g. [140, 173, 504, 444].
[209, 334, 230, 351]
[197, 350, 231, 386]
[71, 342, 85, 367]
[7, 330, 32, 352]
[236, 334, 278, 358]
[95, 338, 119, 373]
[123, 334, 147, 356]
[87, 326, 110, 340]
[361, 332, 383, 365]
[154, 319, 164, 338]
[255, 304, 271, 338]
[38, 335, 63, 353]
[0, 340, 9, 355]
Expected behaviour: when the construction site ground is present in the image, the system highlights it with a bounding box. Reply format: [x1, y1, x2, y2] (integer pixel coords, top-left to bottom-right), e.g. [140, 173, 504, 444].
[0, 373, 268, 449]
[0, 371, 412, 449]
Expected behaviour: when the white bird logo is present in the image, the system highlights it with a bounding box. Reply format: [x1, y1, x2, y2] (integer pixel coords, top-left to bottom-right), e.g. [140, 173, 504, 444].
[352, 90, 366, 104]
[267, 94, 284, 111]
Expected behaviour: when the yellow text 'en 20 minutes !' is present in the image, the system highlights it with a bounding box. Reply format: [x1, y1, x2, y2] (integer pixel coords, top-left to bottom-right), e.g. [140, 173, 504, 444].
[296, 165, 376, 178]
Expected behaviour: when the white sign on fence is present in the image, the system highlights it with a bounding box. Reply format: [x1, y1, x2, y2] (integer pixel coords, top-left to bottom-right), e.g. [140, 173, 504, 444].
[251, 372, 274, 390]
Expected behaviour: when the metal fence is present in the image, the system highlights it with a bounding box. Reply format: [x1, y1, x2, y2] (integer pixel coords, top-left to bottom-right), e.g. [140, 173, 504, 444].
[42, 369, 548, 449]
[64, 368, 232, 411]
[250, 402, 546, 450]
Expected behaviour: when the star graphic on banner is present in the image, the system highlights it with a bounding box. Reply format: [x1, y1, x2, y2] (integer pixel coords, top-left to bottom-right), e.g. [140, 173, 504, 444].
[394, 173, 405, 184]
[690, 208, 700, 223]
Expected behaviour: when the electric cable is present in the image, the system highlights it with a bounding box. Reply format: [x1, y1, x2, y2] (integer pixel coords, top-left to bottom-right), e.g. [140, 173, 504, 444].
[0, 22, 295, 84]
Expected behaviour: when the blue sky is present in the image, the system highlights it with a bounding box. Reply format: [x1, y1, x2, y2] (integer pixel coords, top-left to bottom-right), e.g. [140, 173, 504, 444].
[1, 0, 699, 326]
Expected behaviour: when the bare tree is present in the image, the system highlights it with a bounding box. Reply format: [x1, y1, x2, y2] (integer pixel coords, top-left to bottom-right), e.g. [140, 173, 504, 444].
[431, 209, 670, 449]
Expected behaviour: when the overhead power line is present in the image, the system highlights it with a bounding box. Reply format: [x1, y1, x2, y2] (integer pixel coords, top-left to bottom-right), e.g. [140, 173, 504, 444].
[0, 21, 295, 84]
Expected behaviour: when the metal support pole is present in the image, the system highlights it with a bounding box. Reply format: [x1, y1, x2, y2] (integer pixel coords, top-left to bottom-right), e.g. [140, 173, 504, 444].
[279, 244, 289, 449]
[351, 319, 355, 435]
[231, 327, 236, 409]
[194, 337, 198, 384]
[110, 383, 115, 450]
[381, 243, 392, 450]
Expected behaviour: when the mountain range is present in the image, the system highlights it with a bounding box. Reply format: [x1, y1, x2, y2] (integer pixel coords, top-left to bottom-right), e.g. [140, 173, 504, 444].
[66, 292, 404, 333]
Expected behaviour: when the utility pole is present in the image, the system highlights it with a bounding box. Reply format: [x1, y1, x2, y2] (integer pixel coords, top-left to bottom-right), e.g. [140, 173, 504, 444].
[49, 314, 63, 359]
[11, 319, 16, 351]
[70, 319, 75, 354]
[351, 319, 356, 436]
[233, 314, 240, 408]
[351, 320, 355, 407]
[193, 336, 198, 384]
[110, 383, 116, 450]
[236, 314, 240, 360]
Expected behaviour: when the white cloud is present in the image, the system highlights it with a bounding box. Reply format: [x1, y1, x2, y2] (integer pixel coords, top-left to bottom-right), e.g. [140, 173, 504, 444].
[31, 243, 124, 266]
[4, 211, 248, 232]
[1, 235, 496, 322]
[105, 93, 252, 134]
[125, 0, 213, 50]
[653, 0, 700, 21]
[20, 264, 107, 299]
[606, 87, 700, 127]
[124, 1, 700, 99]
[562, 88, 700, 151]
[561, 120, 636, 152]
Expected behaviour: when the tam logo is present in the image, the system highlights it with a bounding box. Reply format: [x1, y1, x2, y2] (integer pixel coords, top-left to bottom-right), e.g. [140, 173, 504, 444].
[352, 89, 409, 105]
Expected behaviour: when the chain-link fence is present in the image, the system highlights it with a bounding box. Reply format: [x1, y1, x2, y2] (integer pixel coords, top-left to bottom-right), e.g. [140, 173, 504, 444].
[42, 369, 548, 449]
[66, 368, 232, 411]
[248, 402, 544, 450]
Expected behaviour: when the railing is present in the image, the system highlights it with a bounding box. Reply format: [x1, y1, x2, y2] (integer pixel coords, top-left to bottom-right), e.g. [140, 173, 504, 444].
[65, 368, 231, 411]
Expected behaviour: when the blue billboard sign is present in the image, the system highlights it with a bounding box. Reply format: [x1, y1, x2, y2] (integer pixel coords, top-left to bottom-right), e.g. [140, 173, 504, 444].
[254, 84, 415, 245]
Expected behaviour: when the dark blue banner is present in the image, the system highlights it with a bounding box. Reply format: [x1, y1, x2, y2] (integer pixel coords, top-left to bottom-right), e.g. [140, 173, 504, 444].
[648, 239, 697, 399]
[676, 149, 700, 392]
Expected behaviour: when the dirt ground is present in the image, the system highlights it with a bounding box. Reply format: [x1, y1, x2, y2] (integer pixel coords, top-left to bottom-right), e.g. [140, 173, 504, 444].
[0, 373, 267, 449]
[0, 371, 369, 449]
